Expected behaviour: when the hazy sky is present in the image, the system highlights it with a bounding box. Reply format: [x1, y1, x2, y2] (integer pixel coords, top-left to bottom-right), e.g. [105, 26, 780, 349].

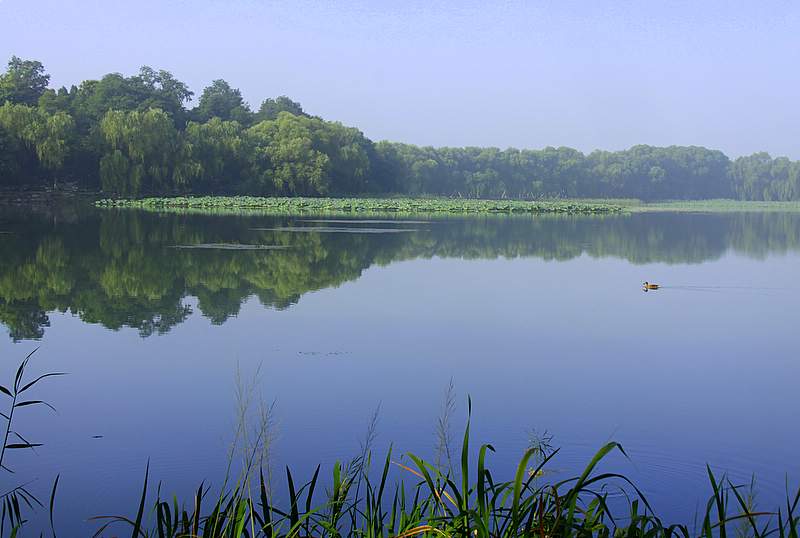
[1, 0, 798, 158]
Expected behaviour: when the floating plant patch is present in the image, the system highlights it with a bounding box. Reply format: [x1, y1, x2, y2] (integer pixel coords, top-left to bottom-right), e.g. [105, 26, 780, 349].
[297, 219, 431, 225]
[251, 227, 419, 234]
[169, 243, 290, 250]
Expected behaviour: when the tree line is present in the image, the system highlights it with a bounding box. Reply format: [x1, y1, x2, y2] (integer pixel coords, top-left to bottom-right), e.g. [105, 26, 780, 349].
[1, 56, 798, 200]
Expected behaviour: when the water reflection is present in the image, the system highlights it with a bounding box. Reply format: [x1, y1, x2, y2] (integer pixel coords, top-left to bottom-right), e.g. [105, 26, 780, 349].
[1, 207, 799, 341]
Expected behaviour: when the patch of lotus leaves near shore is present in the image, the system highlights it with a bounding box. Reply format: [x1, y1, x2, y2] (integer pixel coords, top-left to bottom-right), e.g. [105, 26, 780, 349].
[298, 219, 432, 224]
[251, 226, 419, 234]
[96, 195, 623, 214]
[169, 243, 290, 250]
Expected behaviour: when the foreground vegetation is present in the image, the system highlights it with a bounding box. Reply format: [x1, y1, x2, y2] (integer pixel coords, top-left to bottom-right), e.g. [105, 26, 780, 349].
[96, 196, 623, 214]
[90, 421, 800, 538]
[2, 57, 800, 201]
[4, 354, 799, 537]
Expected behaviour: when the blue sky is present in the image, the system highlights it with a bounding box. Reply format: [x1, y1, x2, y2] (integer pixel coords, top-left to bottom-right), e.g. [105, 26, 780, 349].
[1, 0, 798, 158]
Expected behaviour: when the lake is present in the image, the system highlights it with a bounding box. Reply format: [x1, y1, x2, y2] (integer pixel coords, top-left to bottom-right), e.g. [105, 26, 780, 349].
[1, 204, 798, 535]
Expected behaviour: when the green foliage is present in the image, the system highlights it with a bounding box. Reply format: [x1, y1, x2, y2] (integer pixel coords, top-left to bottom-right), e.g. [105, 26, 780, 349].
[193, 79, 253, 124]
[135, 65, 194, 120]
[256, 96, 306, 122]
[730, 153, 800, 201]
[69, 67, 193, 128]
[99, 195, 620, 214]
[0, 56, 50, 106]
[2, 56, 800, 200]
[0, 351, 64, 536]
[99, 108, 181, 196]
[179, 118, 248, 192]
[4, 208, 800, 341]
[0, 102, 75, 184]
[247, 114, 332, 195]
[586, 145, 732, 200]
[244, 114, 375, 195]
[0, 348, 796, 536]
[374, 144, 734, 201]
[0, 124, 23, 183]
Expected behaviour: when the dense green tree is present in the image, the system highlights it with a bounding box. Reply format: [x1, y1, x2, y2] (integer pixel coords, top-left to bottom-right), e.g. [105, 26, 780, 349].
[585, 145, 731, 200]
[730, 153, 800, 201]
[69, 67, 192, 128]
[246, 113, 331, 195]
[255, 96, 305, 122]
[242, 113, 373, 195]
[98, 108, 181, 195]
[0, 102, 75, 185]
[38, 85, 76, 115]
[309, 119, 372, 193]
[0, 56, 50, 106]
[135, 66, 194, 119]
[192, 79, 252, 124]
[33, 67, 194, 186]
[180, 118, 248, 192]
[2, 56, 800, 200]
[0, 124, 23, 183]
[372, 141, 405, 192]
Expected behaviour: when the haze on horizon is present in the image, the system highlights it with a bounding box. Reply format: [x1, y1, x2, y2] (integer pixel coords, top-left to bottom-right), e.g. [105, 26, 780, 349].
[1, 0, 798, 159]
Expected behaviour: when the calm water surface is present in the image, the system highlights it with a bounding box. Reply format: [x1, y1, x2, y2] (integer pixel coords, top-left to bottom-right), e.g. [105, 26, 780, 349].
[0, 205, 798, 534]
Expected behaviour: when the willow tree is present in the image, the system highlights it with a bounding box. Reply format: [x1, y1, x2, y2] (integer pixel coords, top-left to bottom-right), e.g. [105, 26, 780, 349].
[311, 119, 372, 193]
[0, 102, 75, 185]
[99, 108, 180, 196]
[246, 113, 331, 195]
[0, 126, 18, 182]
[180, 118, 247, 192]
[730, 153, 800, 201]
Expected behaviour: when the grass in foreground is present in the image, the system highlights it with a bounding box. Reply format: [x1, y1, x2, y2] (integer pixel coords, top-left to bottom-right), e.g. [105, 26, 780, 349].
[5, 356, 799, 537]
[91, 405, 799, 538]
[95, 196, 624, 215]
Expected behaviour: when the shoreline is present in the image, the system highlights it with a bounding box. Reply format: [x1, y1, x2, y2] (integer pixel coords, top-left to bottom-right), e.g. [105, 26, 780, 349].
[3, 190, 800, 214]
[94, 195, 624, 215]
[95, 195, 800, 215]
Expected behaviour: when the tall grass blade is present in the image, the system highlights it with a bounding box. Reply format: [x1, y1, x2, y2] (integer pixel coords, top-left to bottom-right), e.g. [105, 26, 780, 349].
[132, 460, 149, 538]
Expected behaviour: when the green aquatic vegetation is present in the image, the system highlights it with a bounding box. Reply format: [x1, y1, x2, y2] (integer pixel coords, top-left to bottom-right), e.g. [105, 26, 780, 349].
[251, 226, 420, 234]
[299, 219, 432, 224]
[95, 196, 624, 215]
[169, 243, 291, 250]
[95, 196, 800, 216]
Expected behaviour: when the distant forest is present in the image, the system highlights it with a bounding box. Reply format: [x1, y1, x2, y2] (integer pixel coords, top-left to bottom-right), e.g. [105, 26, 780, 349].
[1, 56, 798, 200]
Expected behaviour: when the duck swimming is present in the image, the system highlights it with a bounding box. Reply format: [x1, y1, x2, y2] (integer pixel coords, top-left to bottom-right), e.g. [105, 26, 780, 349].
[642, 281, 660, 290]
